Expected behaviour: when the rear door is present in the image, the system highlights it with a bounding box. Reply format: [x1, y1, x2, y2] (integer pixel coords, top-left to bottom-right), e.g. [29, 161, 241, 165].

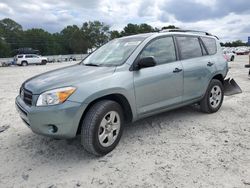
[133, 36, 183, 117]
[175, 36, 217, 101]
[25, 55, 34, 64]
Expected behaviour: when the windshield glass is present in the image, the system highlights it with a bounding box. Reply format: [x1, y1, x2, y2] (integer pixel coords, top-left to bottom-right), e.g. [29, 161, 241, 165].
[82, 36, 146, 66]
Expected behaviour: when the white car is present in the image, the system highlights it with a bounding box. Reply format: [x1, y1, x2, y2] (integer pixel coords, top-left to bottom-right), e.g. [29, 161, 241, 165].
[223, 51, 236, 62]
[15, 54, 48, 66]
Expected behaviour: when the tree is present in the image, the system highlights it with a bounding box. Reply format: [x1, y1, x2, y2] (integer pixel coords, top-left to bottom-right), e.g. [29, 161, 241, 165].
[110, 30, 120, 40]
[120, 23, 156, 36]
[70, 29, 88, 53]
[61, 25, 81, 54]
[221, 40, 247, 47]
[81, 21, 110, 49]
[161, 25, 179, 30]
[0, 18, 22, 31]
[21, 29, 54, 55]
[0, 18, 23, 52]
[0, 38, 11, 57]
[138, 23, 155, 33]
[232, 40, 246, 47]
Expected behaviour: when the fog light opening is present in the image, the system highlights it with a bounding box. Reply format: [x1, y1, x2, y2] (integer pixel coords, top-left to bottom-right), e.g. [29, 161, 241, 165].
[48, 125, 58, 133]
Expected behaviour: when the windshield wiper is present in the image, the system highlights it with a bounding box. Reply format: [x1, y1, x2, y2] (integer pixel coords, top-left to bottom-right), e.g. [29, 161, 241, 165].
[84, 63, 99, 67]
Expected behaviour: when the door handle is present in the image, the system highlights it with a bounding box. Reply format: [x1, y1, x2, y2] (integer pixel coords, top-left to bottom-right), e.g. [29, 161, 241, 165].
[207, 62, 214, 67]
[173, 68, 182, 73]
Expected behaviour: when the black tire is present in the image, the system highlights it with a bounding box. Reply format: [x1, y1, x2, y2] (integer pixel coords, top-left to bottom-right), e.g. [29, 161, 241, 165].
[81, 100, 124, 156]
[41, 60, 47, 65]
[230, 56, 234, 61]
[21, 61, 28, 66]
[200, 79, 224, 113]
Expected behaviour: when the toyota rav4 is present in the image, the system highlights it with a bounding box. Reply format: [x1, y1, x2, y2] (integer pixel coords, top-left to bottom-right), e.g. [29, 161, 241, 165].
[15, 30, 241, 156]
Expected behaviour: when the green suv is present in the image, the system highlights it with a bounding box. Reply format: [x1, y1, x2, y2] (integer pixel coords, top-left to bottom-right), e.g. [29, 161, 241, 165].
[16, 30, 235, 156]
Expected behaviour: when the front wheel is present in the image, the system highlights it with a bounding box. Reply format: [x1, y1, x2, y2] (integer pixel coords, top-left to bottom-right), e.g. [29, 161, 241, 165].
[230, 56, 235, 61]
[81, 100, 124, 156]
[200, 79, 224, 113]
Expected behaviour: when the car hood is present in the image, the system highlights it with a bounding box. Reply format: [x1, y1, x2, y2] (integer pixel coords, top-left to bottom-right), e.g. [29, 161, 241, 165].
[23, 64, 116, 94]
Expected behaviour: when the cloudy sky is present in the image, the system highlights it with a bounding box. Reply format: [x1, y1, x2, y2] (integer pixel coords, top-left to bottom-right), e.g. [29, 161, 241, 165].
[0, 0, 250, 42]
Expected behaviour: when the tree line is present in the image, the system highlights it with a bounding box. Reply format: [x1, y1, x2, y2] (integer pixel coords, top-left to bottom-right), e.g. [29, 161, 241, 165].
[0, 18, 248, 58]
[220, 40, 248, 47]
[0, 18, 181, 58]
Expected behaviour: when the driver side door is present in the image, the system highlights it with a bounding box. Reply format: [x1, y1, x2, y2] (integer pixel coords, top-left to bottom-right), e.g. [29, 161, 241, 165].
[133, 36, 183, 118]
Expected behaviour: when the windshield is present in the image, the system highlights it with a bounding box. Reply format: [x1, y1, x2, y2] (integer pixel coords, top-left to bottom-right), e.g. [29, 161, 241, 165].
[82, 37, 146, 66]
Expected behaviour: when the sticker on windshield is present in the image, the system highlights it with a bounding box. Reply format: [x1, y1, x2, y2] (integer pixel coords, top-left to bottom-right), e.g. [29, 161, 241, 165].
[124, 41, 141, 46]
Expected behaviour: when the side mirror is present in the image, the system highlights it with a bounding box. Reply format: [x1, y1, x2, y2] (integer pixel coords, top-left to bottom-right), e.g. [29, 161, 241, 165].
[137, 56, 156, 70]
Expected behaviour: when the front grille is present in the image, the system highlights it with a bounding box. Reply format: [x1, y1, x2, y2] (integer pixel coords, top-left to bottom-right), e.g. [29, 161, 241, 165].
[20, 87, 33, 105]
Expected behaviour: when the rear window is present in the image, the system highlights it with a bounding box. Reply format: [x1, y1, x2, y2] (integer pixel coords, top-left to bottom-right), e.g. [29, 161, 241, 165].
[176, 36, 203, 60]
[201, 37, 217, 55]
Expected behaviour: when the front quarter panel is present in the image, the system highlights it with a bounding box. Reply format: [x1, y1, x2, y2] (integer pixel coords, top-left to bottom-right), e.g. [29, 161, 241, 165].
[68, 65, 138, 120]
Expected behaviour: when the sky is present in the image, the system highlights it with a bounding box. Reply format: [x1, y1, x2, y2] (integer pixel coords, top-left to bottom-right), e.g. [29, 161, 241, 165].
[0, 0, 250, 42]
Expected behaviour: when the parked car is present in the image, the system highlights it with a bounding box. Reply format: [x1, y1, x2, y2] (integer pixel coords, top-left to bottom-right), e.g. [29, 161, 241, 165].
[0, 61, 11, 67]
[15, 54, 48, 66]
[223, 51, 236, 61]
[235, 47, 250, 55]
[69, 56, 77, 61]
[16, 30, 240, 156]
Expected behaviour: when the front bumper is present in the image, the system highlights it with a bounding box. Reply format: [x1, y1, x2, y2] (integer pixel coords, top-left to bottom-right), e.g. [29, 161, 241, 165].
[15, 96, 87, 138]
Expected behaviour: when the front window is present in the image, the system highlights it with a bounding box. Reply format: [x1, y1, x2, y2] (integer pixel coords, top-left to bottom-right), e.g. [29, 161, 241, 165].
[140, 37, 177, 65]
[82, 37, 146, 66]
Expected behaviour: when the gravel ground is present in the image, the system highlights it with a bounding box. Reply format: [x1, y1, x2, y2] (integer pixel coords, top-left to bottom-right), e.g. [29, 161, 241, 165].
[0, 57, 250, 188]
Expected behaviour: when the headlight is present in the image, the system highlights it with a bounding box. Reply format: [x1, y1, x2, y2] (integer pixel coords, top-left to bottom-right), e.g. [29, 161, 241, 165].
[36, 87, 76, 106]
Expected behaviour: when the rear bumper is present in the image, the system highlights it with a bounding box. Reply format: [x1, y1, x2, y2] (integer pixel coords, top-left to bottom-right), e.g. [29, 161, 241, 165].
[15, 96, 87, 138]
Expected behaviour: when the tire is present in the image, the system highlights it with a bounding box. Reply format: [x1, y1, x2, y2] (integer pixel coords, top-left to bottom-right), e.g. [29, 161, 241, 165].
[21, 61, 28, 66]
[200, 79, 224, 113]
[230, 56, 234, 61]
[81, 100, 124, 156]
[41, 60, 47, 65]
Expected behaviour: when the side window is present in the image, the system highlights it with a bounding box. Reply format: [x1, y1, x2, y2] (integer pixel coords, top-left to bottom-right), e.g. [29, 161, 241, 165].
[17, 55, 23, 58]
[202, 37, 217, 55]
[176, 36, 202, 60]
[140, 37, 176, 65]
[26, 55, 32, 58]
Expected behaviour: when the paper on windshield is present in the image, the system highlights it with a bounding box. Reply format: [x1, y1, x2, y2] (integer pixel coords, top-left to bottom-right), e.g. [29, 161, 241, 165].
[124, 41, 141, 46]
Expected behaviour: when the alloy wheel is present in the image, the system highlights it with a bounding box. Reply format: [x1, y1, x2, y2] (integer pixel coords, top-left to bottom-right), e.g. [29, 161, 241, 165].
[98, 111, 121, 147]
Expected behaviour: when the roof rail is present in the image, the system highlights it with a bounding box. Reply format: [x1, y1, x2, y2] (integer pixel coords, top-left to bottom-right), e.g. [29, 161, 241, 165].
[159, 29, 219, 39]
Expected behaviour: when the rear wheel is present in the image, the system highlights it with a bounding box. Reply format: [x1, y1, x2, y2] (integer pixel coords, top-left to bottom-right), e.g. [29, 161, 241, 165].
[41, 60, 47, 65]
[200, 79, 224, 113]
[21, 61, 28, 66]
[81, 100, 124, 156]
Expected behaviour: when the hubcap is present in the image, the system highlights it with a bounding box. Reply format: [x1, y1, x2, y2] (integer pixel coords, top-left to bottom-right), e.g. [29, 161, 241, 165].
[209, 85, 222, 108]
[98, 111, 120, 147]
